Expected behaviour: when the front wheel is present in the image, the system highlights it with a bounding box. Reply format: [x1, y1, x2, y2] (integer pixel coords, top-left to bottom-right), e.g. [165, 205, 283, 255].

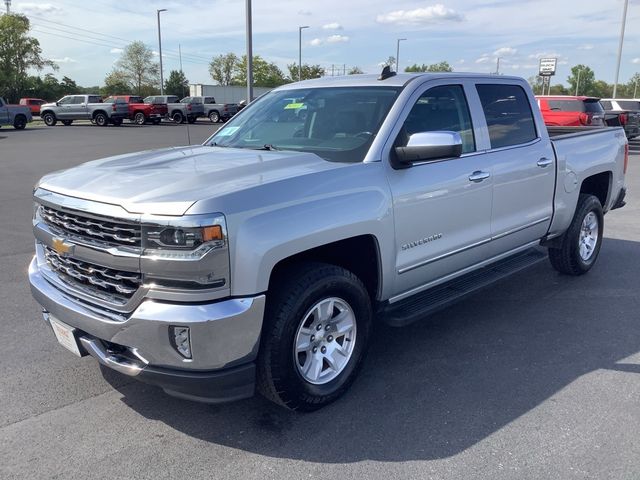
[209, 111, 220, 123]
[133, 112, 146, 125]
[172, 111, 184, 124]
[548, 194, 604, 275]
[13, 115, 27, 130]
[257, 262, 372, 411]
[42, 112, 57, 126]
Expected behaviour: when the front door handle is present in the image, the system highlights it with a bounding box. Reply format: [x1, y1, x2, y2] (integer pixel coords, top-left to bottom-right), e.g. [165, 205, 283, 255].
[468, 171, 490, 182]
[537, 157, 553, 168]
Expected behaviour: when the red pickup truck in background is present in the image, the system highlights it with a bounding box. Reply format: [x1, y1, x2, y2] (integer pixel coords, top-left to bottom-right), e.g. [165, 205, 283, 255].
[105, 95, 168, 125]
[535, 95, 606, 127]
[19, 98, 47, 116]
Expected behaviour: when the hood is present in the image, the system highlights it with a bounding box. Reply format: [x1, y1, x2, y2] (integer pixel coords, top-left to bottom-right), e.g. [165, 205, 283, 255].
[38, 146, 346, 215]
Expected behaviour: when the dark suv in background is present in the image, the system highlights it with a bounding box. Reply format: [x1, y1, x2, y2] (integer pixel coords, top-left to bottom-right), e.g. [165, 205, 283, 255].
[600, 98, 640, 140]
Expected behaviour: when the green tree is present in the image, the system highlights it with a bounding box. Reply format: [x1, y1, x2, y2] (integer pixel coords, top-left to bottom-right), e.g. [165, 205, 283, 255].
[348, 66, 364, 75]
[286, 63, 325, 81]
[0, 14, 56, 102]
[405, 61, 453, 72]
[209, 53, 239, 85]
[165, 70, 189, 97]
[232, 55, 288, 87]
[101, 70, 132, 96]
[60, 76, 80, 94]
[114, 41, 159, 95]
[568, 65, 595, 96]
[627, 73, 640, 98]
[382, 56, 396, 69]
[548, 84, 569, 95]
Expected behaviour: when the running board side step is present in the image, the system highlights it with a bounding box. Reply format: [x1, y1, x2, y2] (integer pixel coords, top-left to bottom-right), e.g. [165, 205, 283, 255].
[381, 248, 547, 327]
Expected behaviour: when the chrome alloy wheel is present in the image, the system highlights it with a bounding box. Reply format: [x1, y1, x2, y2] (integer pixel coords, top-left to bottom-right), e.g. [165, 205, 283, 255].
[293, 297, 357, 385]
[579, 211, 599, 261]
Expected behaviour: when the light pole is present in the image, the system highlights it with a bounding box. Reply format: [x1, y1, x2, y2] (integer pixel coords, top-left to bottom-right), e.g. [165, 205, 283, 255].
[612, 0, 629, 98]
[396, 38, 406, 73]
[298, 26, 309, 81]
[575, 68, 582, 96]
[246, 0, 253, 102]
[634, 78, 638, 99]
[156, 9, 167, 95]
[495, 57, 501, 75]
[4, 0, 11, 14]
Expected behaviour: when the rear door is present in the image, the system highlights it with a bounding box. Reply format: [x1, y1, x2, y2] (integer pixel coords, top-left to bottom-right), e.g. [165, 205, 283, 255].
[474, 82, 555, 256]
[386, 81, 493, 299]
[68, 95, 88, 119]
[0, 99, 8, 123]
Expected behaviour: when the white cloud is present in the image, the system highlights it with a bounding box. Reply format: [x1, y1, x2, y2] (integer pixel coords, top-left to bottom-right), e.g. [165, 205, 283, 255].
[376, 4, 463, 25]
[326, 34, 349, 43]
[16, 3, 61, 14]
[528, 52, 563, 60]
[152, 51, 159, 56]
[322, 22, 343, 30]
[51, 57, 76, 63]
[309, 38, 323, 46]
[475, 54, 490, 64]
[632, 58, 640, 64]
[578, 44, 594, 50]
[110, 48, 123, 54]
[457, 59, 465, 64]
[494, 47, 517, 56]
[298, 9, 312, 16]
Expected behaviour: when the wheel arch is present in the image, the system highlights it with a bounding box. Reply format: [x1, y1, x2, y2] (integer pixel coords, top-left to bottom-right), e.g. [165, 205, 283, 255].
[580, 171, 612, 211]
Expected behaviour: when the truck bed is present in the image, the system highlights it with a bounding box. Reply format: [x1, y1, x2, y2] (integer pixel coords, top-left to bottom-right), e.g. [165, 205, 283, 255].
[546, 126, 617, 139]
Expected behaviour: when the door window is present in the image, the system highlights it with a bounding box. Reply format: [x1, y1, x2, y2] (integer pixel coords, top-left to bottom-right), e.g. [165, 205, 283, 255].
[58, 96, 73, 105]
[476, 84, 537, 149]
[71, 96, 86, 104]
[398, 85, 475, 154]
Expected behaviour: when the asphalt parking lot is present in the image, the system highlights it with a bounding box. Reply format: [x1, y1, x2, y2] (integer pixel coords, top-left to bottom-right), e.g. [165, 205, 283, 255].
[1, 124, 639, 479]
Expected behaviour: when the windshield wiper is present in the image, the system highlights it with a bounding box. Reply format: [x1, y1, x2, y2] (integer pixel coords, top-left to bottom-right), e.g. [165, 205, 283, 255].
[254, 144, 279, 151]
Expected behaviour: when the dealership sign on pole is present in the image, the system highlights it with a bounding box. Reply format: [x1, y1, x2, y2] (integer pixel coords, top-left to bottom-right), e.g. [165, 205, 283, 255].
[539, 58, 557, 95]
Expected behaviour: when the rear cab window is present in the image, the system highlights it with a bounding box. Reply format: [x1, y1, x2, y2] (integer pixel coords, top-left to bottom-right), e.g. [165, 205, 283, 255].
[476, 84, 538, 149]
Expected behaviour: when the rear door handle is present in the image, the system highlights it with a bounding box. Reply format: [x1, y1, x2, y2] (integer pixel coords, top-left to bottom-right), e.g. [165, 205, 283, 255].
[537, 157, 553, 168]
[468, 171, 490, 183]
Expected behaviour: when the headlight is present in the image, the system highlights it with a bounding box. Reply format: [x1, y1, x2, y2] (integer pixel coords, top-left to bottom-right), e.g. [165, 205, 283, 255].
[142, 214, 226, 260]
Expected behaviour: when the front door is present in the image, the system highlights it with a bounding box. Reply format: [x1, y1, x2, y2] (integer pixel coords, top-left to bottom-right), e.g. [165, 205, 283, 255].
[56, 96, 74, 119]
[386, 82, 493, 300]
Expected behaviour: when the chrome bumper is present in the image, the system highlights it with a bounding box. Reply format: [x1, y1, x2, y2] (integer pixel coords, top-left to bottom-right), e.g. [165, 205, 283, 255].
[29, 256, 265, 371]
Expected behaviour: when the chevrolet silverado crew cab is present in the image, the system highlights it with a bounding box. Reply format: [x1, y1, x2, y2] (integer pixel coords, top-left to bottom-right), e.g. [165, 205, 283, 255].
[30, 71, 628, 411]
[40, 94, 129, 127]
[143, 95, 205, 124]
[0, 97, 32, 129]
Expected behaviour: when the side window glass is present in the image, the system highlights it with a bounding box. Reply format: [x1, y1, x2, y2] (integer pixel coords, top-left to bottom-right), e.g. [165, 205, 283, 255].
[399, 84, 475, 154]
[72, 96, 85, 104]
[476, 84, 538, 149]
[58, 96, 73, 105]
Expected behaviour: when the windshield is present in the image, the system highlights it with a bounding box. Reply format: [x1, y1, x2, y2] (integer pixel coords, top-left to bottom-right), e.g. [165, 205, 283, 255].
[205, 86, 401, 163]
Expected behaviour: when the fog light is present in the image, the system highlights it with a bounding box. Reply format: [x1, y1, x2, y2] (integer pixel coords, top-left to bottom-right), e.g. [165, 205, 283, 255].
[170, 326, 192, 359]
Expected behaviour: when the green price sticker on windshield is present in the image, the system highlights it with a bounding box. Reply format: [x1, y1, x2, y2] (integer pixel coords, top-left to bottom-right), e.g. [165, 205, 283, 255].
[284, 102, 304, 110]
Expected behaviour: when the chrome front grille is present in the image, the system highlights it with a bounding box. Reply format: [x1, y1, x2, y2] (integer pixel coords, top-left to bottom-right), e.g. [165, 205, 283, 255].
[44, 246, 141, 301]
[40, 205, 141, 248]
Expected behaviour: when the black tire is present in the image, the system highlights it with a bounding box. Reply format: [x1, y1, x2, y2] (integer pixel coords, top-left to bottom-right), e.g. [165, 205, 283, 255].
[13, 115, 27, 130]
[61, 120, 73, 126]
[94, 112, 108, 126]
[172, 111, 184, 124]
[152, 118, 162, 125]
[209, 110, 220, 123]
[257, 262, 372, 412]
[111, 118, 123, 126]
[133, 112, 146, 125]
[42, 112, 57, 126]
[548, 194, 604, 276]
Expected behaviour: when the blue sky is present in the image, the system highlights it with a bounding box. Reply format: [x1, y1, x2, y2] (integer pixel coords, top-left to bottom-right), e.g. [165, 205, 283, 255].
[13, 0, 640, 87]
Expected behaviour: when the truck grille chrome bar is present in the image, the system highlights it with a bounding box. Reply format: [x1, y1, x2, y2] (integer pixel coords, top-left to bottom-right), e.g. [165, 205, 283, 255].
[44, 246, 141, 299]
[40, 205, 141, 247]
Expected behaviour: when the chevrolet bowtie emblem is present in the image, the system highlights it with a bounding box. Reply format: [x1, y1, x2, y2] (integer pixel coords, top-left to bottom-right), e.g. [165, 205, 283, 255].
[52, 237, 74, 256]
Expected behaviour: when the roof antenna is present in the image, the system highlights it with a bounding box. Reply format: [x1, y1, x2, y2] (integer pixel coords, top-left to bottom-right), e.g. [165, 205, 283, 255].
[378, 65, 397, 81]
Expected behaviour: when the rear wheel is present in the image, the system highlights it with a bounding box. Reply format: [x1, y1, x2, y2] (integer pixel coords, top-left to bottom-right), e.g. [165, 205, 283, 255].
[548, 194, 604, 275]
[13, 115, 27, 130]
[133, 112, 146, 125]
[257, 262, 372, 411]
[61, 120, 73, 126]
[42, 112, 57, 126]
[172, 111, 184, 124]
[94, 112, 108, 126]
[209, 111, 220, 123]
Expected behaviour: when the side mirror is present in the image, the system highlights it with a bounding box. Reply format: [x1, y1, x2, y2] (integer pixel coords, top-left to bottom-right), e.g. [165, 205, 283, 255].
[394, 131, 463, 167]
[55, 102, 60, 106]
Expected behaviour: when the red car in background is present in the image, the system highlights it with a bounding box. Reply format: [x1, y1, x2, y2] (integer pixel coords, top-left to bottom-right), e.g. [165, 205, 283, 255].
[19, 98, 47, 116]
[104, 95, 168, 125]
[536, 95, 606, 127]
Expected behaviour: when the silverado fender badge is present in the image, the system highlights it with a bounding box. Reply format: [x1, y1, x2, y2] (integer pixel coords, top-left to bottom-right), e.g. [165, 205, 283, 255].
[52, 237, 75, 256]
[402, 233, 443, 251]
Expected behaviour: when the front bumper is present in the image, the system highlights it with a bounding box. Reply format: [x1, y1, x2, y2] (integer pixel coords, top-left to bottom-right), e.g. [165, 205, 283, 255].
[29, 256, 265, 402]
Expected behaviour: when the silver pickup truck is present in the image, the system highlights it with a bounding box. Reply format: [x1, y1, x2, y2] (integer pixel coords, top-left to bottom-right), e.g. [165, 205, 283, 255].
[40, 94, 129, 127]
[181, 96, 240, 123]
[143, 95, 205, 124]
[0, 97, 32, 129]
[29, 72, 628, 412]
